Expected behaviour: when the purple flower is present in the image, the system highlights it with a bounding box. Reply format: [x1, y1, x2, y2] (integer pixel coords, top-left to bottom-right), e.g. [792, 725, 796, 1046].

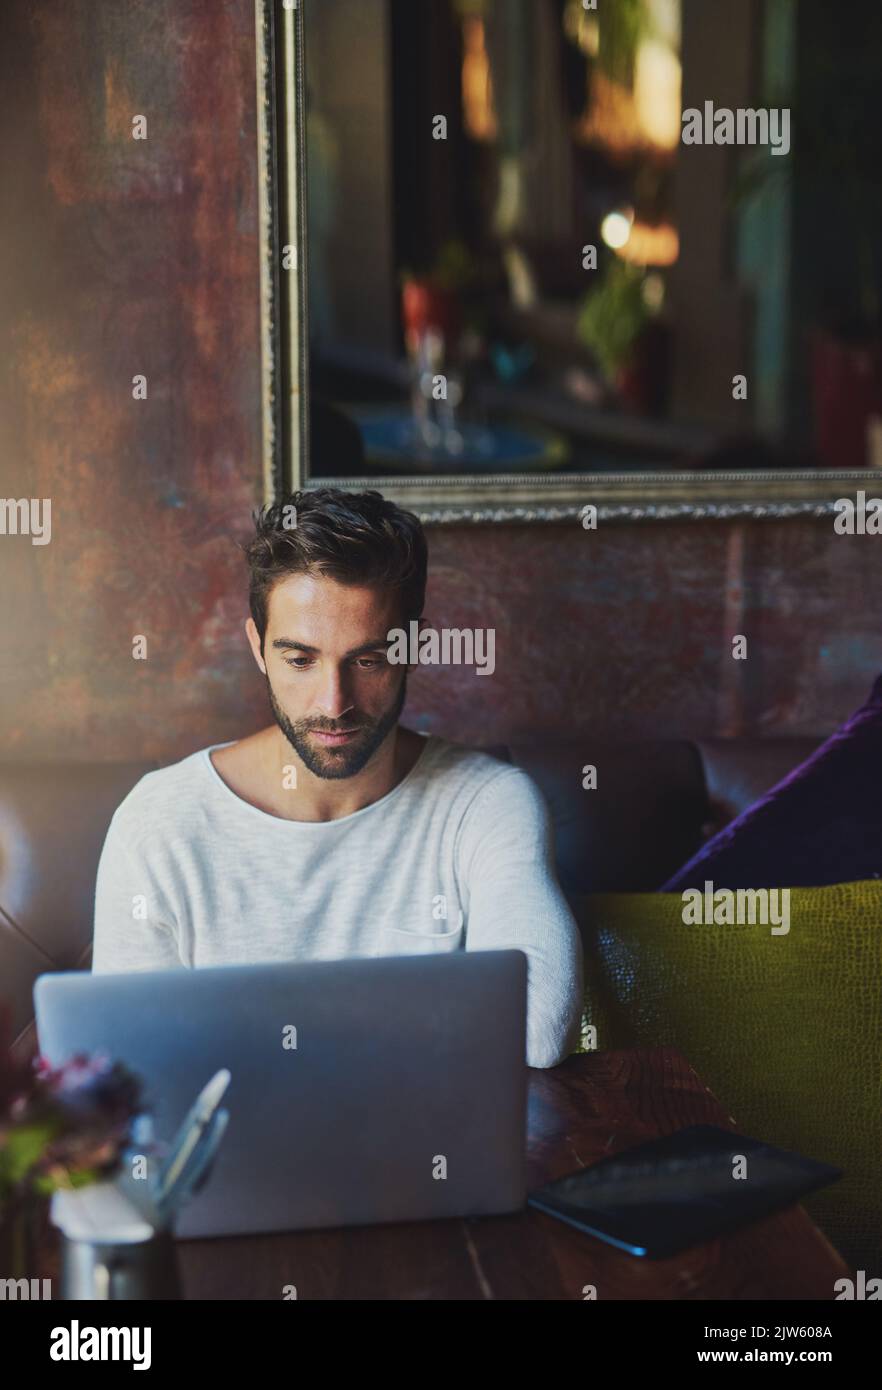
[1, 1005, 147, 1205]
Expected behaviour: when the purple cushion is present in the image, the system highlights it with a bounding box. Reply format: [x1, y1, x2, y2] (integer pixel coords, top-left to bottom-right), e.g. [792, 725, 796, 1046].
[661, 674, 882, 890]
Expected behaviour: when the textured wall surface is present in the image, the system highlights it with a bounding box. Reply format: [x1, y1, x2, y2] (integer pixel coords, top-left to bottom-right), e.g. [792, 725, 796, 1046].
[1, 0, 880, 765]
[413, 519, 882, 746]
[0, 0, 263, 761]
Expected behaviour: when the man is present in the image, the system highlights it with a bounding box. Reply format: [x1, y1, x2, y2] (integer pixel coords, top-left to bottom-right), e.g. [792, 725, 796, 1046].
[92, 487, 583, 1068]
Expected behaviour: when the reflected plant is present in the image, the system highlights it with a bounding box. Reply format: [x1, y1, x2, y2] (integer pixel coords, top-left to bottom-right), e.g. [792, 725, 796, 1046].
[576, 258, 651, 379]
[597, 0, 647, 86]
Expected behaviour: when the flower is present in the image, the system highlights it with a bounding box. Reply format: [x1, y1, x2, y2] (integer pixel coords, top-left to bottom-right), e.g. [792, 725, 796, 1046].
[0, 1004, 147, 1210]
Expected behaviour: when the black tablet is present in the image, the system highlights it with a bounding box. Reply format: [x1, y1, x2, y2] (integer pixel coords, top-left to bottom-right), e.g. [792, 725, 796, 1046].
[527, 1124, 842, 1258]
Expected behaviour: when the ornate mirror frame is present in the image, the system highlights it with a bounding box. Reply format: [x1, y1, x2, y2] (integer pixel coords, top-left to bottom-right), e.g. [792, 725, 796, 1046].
[255, 0, 870, 525]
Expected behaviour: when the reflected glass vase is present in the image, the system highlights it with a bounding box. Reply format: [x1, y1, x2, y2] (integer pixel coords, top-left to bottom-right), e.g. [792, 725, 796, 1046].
[0, 1198, 46, 1293]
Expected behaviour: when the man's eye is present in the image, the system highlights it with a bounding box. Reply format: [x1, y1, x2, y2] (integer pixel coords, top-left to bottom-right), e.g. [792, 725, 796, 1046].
[355, 658, 384, 669]
[285, 657, 312, 668]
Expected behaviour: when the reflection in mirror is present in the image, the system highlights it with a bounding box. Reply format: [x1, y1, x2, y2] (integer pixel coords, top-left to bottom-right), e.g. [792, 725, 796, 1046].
[299, 0, 842, 486]
[307, 0, 698, 478]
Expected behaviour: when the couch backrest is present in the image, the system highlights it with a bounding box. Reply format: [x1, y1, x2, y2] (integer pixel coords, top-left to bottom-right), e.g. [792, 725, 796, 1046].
[0, 737, 819, 1058]
[1, 761, 155, 1057]
[504, 737, 820, 893]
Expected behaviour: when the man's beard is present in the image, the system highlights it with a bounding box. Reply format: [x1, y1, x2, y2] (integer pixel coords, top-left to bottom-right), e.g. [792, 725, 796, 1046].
[266, 673, 408, 780]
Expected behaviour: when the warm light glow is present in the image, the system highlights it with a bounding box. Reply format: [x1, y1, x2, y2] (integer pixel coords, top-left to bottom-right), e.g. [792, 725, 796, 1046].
[634, 39, 682, 151]
[601, 211, 633, 250]
[461, 16, 497, 142]
[563, 1, 600, 57]
[614, 221, 679, 267]
[572, 0, 683, 157]
[575, 71, 644, 156]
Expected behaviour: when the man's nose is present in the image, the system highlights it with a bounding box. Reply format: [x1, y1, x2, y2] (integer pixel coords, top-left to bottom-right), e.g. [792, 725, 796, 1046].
[312, 666, 355, 719]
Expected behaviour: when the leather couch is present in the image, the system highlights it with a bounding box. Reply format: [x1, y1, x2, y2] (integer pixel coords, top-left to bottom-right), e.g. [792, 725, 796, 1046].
[1, 737, 819, 1063]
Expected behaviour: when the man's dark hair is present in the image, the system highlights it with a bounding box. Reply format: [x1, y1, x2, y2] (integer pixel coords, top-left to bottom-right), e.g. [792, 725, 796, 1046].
[244, 488, 428, 649]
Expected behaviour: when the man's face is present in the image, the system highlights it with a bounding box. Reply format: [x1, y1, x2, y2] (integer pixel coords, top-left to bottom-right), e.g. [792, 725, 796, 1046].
[247, 572, 412, 780]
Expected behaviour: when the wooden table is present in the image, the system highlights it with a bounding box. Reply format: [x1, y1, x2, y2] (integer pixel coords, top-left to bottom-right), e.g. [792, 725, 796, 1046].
[169, 1046, 850, 1300]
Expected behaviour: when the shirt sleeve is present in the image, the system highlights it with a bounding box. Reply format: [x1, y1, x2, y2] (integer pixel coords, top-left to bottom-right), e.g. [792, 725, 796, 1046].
[92, 815, 184, 975]
[456, 767, 584, 1069]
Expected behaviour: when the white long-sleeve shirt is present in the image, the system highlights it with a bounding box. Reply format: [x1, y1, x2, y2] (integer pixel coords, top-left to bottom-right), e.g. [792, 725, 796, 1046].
[92, 732, 584, 1068]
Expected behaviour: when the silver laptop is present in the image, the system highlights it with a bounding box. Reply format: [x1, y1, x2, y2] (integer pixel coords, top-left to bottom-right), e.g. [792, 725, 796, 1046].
[34, 951, 527, 1239]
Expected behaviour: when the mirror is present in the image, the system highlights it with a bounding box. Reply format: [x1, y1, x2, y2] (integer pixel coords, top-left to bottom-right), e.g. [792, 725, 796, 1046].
[258, 0, 882, 521]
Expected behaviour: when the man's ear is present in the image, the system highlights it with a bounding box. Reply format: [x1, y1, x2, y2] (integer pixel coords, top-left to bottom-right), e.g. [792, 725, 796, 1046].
[245, 617, 267, 675]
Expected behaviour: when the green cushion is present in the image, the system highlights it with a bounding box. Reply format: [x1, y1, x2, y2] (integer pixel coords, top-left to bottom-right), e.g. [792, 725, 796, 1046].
[570, 881, 882, 1272]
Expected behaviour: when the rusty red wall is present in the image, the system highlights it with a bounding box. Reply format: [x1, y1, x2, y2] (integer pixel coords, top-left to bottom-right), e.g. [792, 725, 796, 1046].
[1, 0, 880, 763]
[0, 0, 263, 760]
[416, 519, 882, 745]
